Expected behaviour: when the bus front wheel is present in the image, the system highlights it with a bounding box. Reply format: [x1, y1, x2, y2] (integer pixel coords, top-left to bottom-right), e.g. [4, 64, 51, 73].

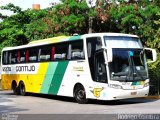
[19, 82, 26, 96]
[74, 85, 88, 104]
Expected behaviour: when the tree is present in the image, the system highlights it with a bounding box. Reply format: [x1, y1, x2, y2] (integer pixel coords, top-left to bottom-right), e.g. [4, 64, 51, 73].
[0, 3, 29, 52]
[24, 9, 54, 41]
[50, 0, 93, 34]
[148, 12, 160, 81]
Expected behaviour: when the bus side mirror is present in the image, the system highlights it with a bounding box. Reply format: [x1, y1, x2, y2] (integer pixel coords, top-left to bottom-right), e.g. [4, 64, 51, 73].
[102, 46, 113, 62]
[144, 48, 157, 63]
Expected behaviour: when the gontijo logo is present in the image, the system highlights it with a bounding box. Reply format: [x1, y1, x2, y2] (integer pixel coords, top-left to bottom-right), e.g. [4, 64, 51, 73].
[93, 88, 103, 98]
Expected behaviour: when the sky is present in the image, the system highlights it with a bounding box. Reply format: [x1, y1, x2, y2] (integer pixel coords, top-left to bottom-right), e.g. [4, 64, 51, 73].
[0, 0, 60, 16]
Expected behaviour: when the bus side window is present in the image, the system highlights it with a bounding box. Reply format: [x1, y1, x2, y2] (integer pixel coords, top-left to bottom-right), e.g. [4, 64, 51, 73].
[39, 46, 51, 62]
[28, 48, 38, 62]
[10, 51, 17, 64]
[20, 50, 26, 63]
[71, 40, 84, 60]
[54, 43, 68, 61]
[2, 51, 8, 65]
[8, 52, 11, 64]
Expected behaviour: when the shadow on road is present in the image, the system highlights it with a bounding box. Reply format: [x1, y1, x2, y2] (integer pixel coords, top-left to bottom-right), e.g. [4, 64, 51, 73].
[28, 93, 77, 103]
[1, 90, 158, 106]
[26, 92, 158, 105]
[88, 98, 158, 106]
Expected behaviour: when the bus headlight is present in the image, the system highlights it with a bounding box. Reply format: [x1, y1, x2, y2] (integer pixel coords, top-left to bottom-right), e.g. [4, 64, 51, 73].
[144, 82, 149, 87]
[109, 84, 122, 89]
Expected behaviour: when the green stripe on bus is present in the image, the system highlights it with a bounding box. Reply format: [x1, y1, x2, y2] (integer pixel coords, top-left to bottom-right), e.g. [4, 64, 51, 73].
[69, 36, 81, 41]
[48, 61, 69, 95]
[40, 62, 58, 94]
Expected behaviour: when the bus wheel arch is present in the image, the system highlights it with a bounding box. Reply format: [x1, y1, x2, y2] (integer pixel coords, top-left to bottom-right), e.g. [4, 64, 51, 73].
[19, 81, 26, 96]
[11, 80, 19, 95]
[73, 83, 88, 104]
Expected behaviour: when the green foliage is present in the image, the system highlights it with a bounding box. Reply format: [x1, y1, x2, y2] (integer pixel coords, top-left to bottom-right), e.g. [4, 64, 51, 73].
[52, 0, 91, 34]
[0, 3, 22, 13]
[24, 9, 55, 41]
[0, 27, 28, 51]
[147, 11, 160, 86]
[0, 1, 159, 47]
[0, 4, 30, 52]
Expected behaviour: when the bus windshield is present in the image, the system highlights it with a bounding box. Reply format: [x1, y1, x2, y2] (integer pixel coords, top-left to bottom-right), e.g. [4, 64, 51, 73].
[109, 49, 148, 81]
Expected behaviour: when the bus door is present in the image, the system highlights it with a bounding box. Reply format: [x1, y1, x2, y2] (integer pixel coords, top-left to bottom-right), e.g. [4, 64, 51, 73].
[86, 37, 108, 83]
[94, 51, 108, 83]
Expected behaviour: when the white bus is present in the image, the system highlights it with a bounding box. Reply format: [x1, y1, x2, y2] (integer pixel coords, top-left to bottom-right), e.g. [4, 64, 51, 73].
[1, 33, 156, 104]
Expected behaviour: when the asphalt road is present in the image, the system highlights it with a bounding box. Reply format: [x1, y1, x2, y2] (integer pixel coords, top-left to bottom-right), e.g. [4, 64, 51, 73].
[0, 90, 160, 120]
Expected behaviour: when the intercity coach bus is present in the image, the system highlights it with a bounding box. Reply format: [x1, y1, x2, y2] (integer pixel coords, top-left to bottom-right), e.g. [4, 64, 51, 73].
[1, 33, 156, 104]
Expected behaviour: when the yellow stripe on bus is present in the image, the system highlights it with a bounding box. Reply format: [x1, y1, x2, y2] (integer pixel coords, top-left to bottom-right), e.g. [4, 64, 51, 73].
[28, 36, 69, 45]
[33, 63, 49, 93]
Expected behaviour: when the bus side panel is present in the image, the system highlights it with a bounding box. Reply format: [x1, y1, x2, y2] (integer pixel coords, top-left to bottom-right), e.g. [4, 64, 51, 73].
[1, 74, 27, 90]
[1, 63, 49, 94]
[28, 62, 49, 93]
[40, 61, 69, 95]
[1, 74, 12, 90]
[40, 62, 58, 94]
[57, 61, 92, 97]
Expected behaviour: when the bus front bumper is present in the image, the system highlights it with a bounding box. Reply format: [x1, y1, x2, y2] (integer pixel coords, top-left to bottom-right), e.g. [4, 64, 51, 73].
[89, 86, 149, 101]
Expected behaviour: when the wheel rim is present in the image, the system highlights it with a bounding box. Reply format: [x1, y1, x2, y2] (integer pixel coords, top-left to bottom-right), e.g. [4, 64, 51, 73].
[77, 89, 86, 100]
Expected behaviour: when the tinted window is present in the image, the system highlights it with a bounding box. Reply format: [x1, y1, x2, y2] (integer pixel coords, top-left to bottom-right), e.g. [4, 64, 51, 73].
[19, 50, 26, 63]
[9, 51, 18, 64]
[38, 47, 51, 62]
[71, 40, 84, 60]
[86, 37, 102, 81]
[28, 48, 38, 62]
[2, 40, 84, 64]
[53, 43, 68, 61]
[2, 51, 8, 65]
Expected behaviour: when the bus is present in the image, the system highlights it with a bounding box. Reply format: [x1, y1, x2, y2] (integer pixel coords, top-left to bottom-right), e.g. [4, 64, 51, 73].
[1, 33, 157, 104]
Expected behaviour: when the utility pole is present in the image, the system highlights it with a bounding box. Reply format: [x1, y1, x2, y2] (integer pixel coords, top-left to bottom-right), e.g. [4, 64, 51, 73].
[86, 0, 97, 33]
[88, 17, 93, 33]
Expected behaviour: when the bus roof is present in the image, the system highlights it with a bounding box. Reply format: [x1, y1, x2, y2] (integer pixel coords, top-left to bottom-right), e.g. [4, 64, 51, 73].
[83, 33, 138, 38]
[2, 35, 82, 51]
[2, 33, 138, 51]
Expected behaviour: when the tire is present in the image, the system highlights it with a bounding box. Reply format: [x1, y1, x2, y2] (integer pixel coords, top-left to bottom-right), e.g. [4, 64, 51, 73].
[19, 82, 26, 96]
[12, 82, 19, 95]
[74, 85, 88, 104]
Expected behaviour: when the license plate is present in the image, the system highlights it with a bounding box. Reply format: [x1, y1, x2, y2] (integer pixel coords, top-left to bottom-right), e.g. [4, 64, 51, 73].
[131, 92, 137, 95]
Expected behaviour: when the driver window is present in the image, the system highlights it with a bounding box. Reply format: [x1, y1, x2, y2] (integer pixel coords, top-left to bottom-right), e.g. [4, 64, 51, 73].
[86, 37, 102, 81]
[95, 51, 108, 83]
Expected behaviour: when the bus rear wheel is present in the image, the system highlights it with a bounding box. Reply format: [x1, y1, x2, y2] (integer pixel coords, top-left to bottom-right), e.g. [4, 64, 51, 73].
[19, 82, 26, 96]
[12, 81, 19, 95]
[74, 85, 88, 104]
